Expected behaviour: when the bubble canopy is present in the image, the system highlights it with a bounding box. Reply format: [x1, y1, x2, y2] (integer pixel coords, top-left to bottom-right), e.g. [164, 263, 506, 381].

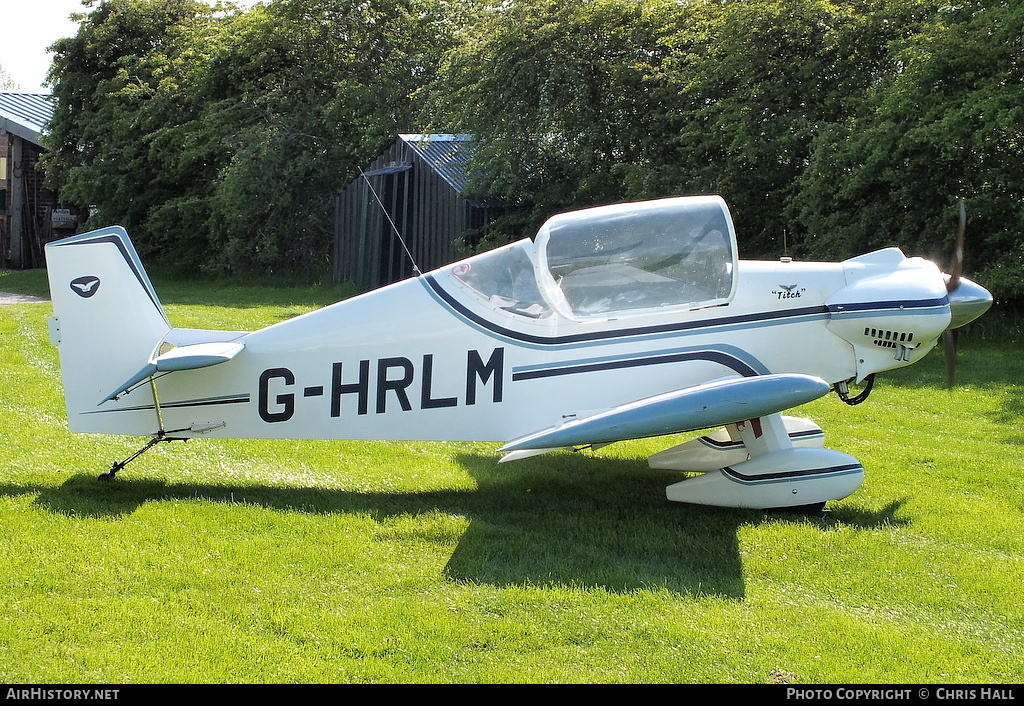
[450, 196, 738, 320]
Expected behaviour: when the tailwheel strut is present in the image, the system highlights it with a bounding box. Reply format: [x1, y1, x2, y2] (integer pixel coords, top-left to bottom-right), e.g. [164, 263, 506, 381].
[99, 430, 188, 480]
[99, 373, 191, 481]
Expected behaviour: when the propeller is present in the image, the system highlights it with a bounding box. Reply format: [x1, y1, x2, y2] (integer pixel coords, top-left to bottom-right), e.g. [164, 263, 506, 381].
[941, 199, 993, 387]
[947, 199, 966, 294]
[942, 199, 966, 388]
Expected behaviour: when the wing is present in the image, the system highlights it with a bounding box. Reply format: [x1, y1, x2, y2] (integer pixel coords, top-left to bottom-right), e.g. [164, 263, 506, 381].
[499, 373, 831, 461]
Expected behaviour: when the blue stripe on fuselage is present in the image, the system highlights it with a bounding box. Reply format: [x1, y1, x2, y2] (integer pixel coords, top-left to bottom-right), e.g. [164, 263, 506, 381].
[511, 345, 768, 381]
[421, 274, 948, 349]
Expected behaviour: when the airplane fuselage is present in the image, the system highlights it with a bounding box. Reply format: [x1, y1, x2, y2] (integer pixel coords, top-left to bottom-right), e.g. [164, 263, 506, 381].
[45, 196, 990, 507]
[87, 252, 947, 442]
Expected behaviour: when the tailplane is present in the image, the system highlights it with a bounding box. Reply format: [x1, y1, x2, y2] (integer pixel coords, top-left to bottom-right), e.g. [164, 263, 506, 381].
[45, 227, 172, 435]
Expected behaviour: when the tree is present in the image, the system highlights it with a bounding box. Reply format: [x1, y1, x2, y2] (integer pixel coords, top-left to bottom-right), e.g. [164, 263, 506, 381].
[792, 0, 1024, 305]
[427, 1, 681, 244]
[425, 0, 923, 256]
[43, 0, 455, 277]
[200, 0, 456, 275]
[40, 0, 1024, 301]
[42, 0, 222, 266]
[650, 0, 927, 256]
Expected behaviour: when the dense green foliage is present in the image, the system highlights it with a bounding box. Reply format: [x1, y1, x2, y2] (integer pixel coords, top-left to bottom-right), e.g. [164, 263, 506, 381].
[792, 1, 1024, 303]
[43, 0, 457, 277]
[39, 0, 1024, 304]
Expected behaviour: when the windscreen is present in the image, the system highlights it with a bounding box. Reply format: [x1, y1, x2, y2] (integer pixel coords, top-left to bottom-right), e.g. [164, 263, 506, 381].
[448, 240, 552, 318]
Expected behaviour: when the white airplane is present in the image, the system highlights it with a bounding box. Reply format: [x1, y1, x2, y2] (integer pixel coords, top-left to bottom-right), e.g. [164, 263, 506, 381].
[43, 195, 992, 510]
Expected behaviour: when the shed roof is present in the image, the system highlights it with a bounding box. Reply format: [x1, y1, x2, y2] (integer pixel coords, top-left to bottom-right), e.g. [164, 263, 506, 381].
[0, 92, 53, 146]
[398, 134, 474, 193]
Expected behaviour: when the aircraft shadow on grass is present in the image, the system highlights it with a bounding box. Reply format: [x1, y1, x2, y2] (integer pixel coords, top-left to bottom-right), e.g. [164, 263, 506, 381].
[5, 452, 908, 599]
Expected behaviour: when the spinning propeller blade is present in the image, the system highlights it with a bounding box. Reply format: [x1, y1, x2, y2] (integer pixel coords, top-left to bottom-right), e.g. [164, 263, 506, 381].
[946, 199, 966, 295]
[943, 200, 966, 387]
[942, 199, 991, 388]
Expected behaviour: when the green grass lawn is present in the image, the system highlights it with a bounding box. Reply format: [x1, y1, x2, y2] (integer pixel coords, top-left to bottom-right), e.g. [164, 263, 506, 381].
[1, 269, 1022, 684]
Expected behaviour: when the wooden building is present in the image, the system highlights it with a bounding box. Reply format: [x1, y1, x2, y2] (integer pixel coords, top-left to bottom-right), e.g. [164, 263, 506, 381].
[333, 134, 502, 290]
[0, 92, 84, 269]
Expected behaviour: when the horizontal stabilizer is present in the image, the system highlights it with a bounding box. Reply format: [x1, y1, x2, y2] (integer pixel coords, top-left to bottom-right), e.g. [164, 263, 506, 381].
[102, 340, 245, 404]
[500, 374, 830, 453]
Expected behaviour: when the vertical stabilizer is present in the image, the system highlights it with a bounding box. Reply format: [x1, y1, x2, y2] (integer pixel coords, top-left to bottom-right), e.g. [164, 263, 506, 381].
[45, 227, 172, 435]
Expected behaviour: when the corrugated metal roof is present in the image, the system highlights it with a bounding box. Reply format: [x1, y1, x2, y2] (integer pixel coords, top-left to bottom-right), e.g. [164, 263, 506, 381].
[0, 92, 53, 146]
[399, 134, 474, 193]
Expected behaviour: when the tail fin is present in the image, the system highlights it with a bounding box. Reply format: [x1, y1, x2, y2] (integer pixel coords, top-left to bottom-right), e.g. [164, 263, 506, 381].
[45, 226, 172, 435]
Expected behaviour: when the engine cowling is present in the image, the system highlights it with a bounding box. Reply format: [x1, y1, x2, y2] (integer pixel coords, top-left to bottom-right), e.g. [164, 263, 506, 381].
[825, 249, 951, 381]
